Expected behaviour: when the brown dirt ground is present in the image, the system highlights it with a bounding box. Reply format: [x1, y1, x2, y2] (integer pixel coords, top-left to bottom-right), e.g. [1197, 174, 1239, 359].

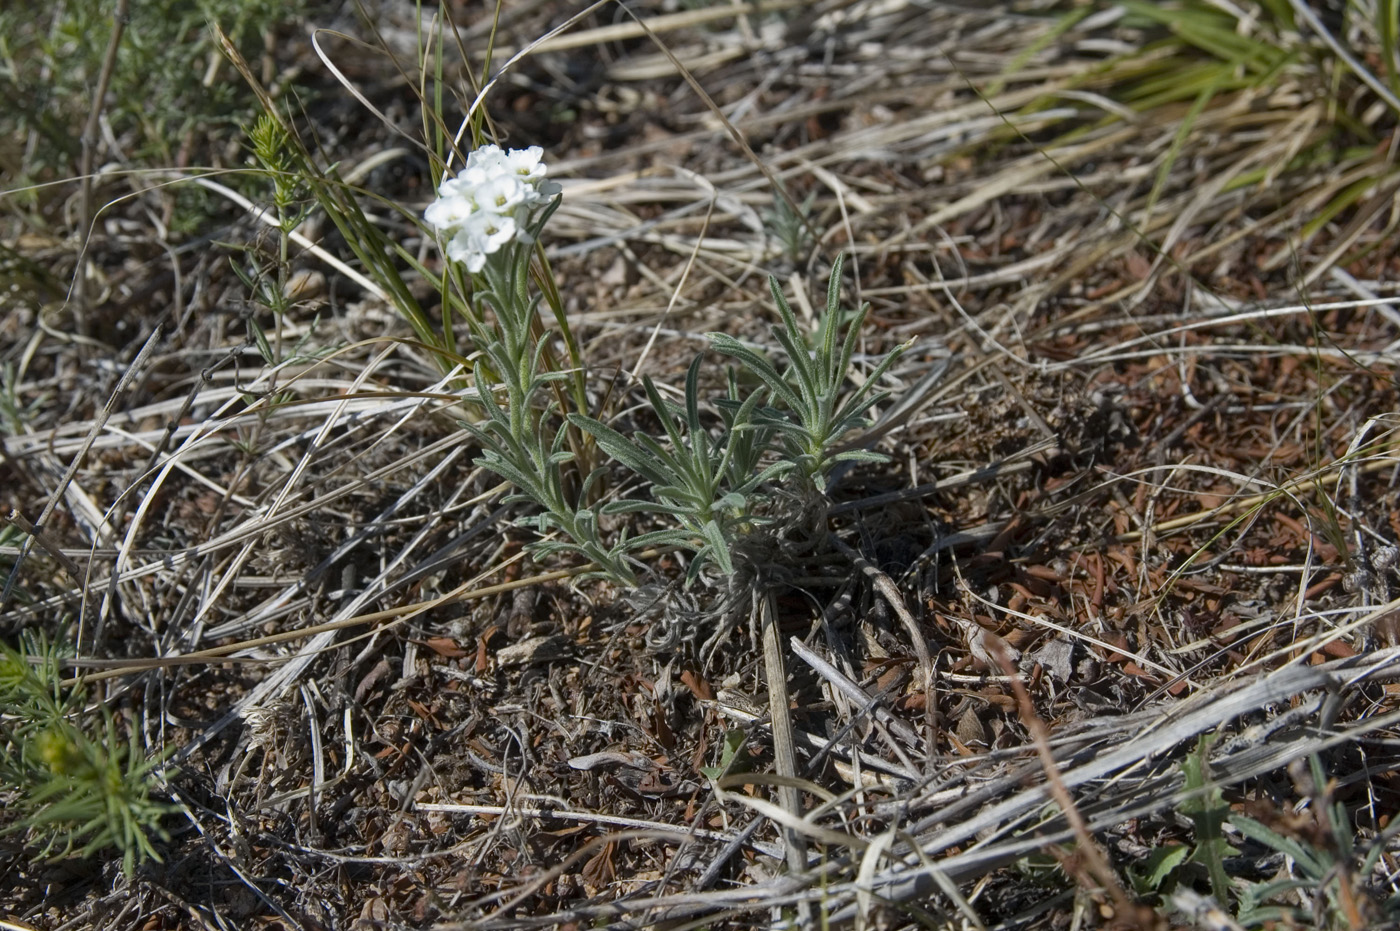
[3, 1, 1400, 929]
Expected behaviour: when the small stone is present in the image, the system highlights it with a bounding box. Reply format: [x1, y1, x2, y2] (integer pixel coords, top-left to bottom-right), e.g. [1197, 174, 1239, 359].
[495, 634, 570, 667]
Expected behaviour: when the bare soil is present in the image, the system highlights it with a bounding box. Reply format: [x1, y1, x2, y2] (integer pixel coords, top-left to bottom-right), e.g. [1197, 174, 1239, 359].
[3, 1, 1400, 929]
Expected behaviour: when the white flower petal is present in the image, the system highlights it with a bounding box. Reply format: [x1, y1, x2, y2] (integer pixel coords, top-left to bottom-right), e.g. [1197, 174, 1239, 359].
[476, 174, 529, 213]
[436, 176, 472, 198]
[475, 212, 518, 251]
[445, 230, 479, 266]
[424, 194, 475, 232]
[500, 145, 546, 184]
[464, 144, 506, 177]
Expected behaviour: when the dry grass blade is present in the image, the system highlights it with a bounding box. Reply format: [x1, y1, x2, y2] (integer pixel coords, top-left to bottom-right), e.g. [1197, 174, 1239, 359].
[3, 325, 161, 612]
[5, 0, 1400, 926]
[830, 536, 938, 749]
[758, 589, 809, 893]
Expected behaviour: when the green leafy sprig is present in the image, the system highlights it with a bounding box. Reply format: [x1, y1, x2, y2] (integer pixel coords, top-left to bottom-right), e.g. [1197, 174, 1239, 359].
[462, 249, 909, 586]
[0, 632, 174, 875]
[570, 356, 792, 581]
[707, 254, 911, 488]
[462, 228, 638, 583]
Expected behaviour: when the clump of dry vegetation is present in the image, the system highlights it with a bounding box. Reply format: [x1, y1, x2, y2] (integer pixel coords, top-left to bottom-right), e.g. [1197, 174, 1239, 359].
[3, 0, 1400, 928]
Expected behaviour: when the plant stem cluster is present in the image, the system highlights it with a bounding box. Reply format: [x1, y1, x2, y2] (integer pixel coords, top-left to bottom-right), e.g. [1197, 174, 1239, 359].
[428, 151, 909, 586]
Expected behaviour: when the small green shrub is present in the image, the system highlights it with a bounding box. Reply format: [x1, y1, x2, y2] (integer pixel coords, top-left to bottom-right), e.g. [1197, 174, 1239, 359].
[0, 631, 175, 875]
[0, 0, 303, 228]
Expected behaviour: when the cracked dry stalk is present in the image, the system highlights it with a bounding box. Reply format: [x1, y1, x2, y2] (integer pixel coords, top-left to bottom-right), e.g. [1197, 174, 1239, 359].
[758, 589, 807, 896]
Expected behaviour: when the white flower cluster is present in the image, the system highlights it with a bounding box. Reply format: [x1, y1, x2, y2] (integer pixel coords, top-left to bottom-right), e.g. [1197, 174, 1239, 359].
[424, 144, 560, 273]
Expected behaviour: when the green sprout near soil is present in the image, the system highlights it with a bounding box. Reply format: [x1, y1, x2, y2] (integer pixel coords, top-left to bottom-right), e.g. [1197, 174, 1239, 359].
[709, 255, 913, 490]
[763, 184, 817, 265]
[1125, 741, 1400, 929]
[0, 632, 174, 875]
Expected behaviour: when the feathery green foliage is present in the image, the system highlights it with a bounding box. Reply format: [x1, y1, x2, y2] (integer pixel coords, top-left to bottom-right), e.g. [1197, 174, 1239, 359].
[0, 632, 174, 875]
[0, 0, 303, 228]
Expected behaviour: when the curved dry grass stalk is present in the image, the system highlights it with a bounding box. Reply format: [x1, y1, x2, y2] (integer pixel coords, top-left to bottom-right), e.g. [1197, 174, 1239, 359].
[5, 0, 1400, 926]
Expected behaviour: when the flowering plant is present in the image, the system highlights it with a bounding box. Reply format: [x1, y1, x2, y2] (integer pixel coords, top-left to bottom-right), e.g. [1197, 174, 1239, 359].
[425, 145, 908, 588]
[424, 144, 561, 273]
[426, 143, 642, 580]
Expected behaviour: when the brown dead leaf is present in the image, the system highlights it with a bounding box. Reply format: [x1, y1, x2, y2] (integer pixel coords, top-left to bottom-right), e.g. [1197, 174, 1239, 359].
[421, 636, 467, 658]
[582, 839, 618, 886]
[680, 668, 714, 701]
